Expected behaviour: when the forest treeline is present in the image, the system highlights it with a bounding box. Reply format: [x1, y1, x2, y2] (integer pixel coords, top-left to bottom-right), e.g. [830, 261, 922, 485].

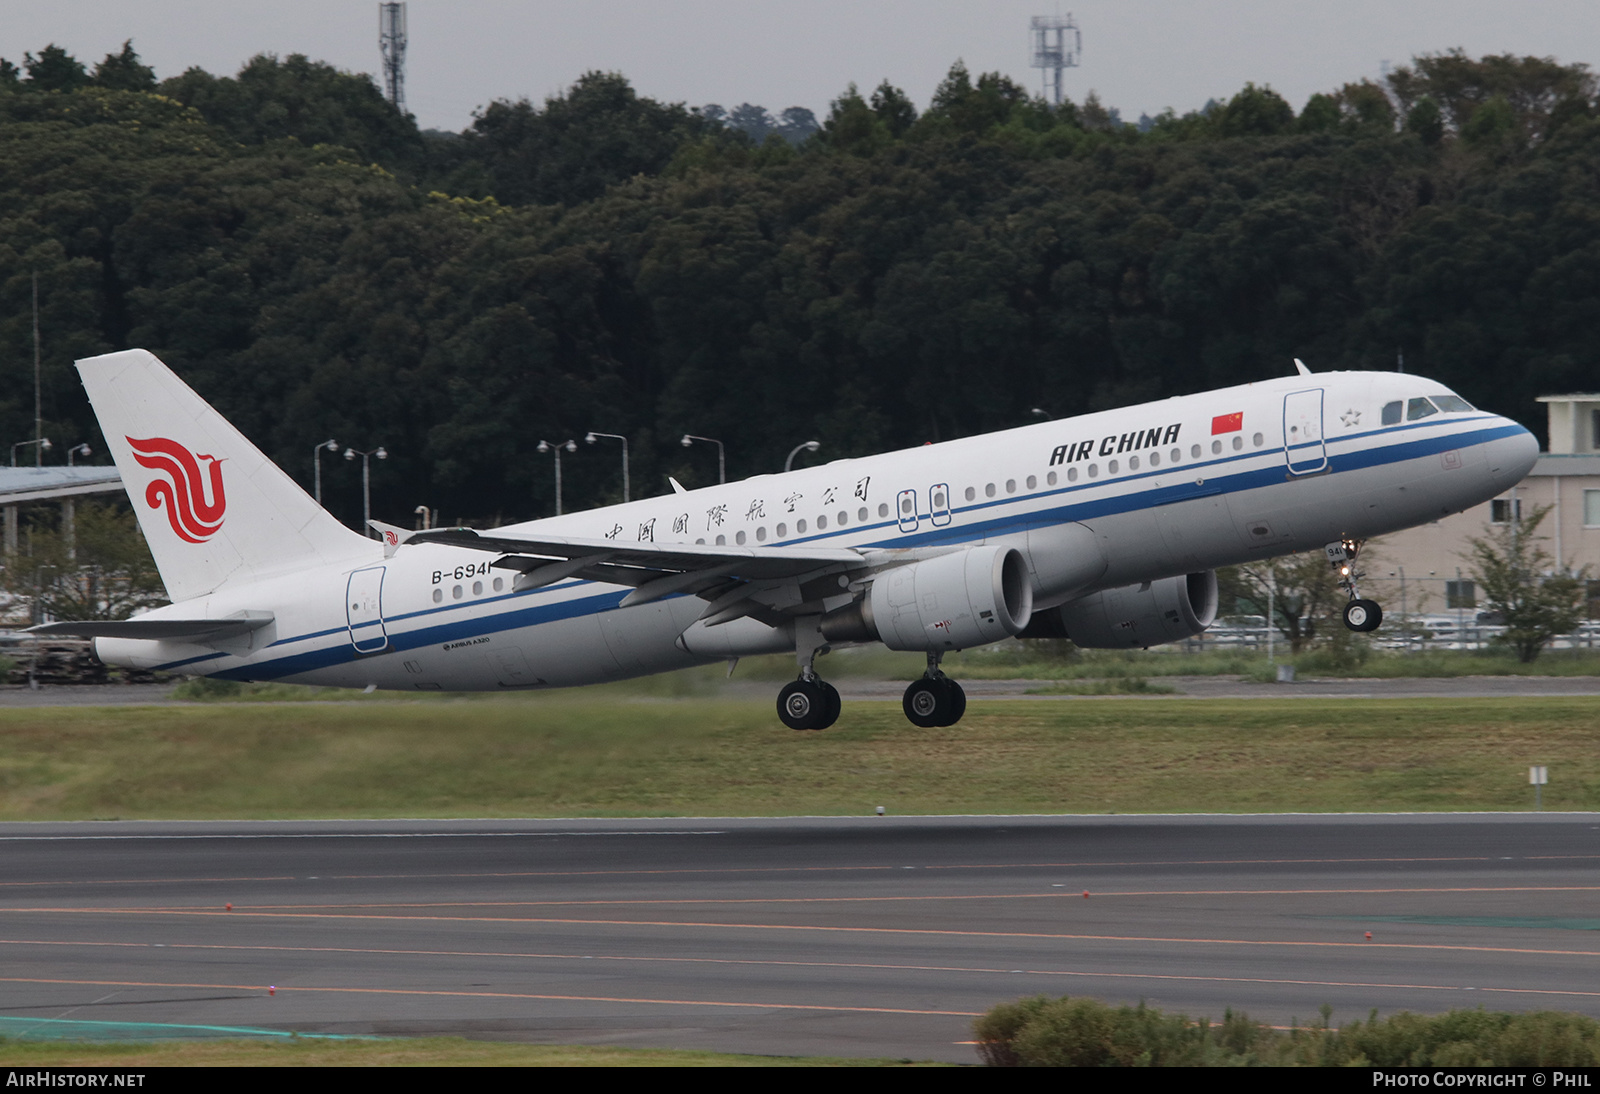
[1, 42, 1597, 529]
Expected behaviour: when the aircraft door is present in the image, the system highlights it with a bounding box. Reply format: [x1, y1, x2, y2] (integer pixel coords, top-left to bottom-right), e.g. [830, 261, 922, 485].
[1283, 389, 1327, 475]
[929, 483, 952, 527]
[896, 489, 920, 533]
[346, 566, 389, 653]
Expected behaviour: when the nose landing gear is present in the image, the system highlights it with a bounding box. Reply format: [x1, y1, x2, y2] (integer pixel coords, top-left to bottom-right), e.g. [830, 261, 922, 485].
[1327, 539, 1383, 633]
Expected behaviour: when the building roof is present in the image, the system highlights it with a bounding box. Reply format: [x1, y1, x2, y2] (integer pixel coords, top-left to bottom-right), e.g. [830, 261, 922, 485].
[1530, 454, 1600, 477]
[0, 465, 124, 505]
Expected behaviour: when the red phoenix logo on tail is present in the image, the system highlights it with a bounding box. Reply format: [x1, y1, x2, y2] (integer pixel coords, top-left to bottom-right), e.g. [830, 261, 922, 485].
[126, 436, 226, 543]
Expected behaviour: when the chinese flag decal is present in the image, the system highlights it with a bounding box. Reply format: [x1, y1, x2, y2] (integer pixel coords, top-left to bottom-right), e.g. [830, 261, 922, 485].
[1211, 412, 1244, 435]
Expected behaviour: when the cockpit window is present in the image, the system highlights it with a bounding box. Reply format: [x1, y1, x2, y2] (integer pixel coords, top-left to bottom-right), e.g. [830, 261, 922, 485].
[1381, 401, 1402, 426]
[1406, 397, 1439, 421]
[1432, 394, 1474, 412]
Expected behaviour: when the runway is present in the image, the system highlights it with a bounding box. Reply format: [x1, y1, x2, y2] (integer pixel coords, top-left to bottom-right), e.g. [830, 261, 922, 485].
[1, 815, 1598, 1063]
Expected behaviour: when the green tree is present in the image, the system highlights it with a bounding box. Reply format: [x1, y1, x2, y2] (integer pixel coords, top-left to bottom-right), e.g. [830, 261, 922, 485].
[2, 502, 166, 622]
[1387, 49, 1597, 141]
[463, 72, 716, 206]
[158, 53, 419, 166]
[1226, 553, 1347, 654]
[92, 41, 156, 92]
[869, 81, 918, 137]
[1466, 506, 1586, 662]
[24, 45, 89, 92]
[1219, 83, 1294, 137]
[1405, 96, 1445, 145]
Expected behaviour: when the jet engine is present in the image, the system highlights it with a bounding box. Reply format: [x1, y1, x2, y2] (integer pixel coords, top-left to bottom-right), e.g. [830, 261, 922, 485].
[1020, 571, 1218, 649]
[821, 545, 1033, 651]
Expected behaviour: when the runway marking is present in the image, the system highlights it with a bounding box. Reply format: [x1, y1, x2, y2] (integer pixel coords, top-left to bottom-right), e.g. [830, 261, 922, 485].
[0, 831, 728, 841]
[2, 941, 1597, 1006]
[6, 850, 1593, 895]
[13, 883, 1599, 913]
[0, 976, 981, 1018]
[3, 853, 1592, 889]
[6, 911, 1600, 960]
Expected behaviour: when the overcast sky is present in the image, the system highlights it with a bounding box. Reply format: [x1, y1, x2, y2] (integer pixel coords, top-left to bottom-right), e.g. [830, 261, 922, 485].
[5, 1, 1597, 132]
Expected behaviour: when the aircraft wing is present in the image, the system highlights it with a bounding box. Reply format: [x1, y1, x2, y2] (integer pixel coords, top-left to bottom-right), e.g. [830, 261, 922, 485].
[389, 524, 878, 626]
[28, 611, 275, 642]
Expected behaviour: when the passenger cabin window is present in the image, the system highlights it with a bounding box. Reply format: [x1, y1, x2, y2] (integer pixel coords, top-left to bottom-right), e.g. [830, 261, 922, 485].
[1382, 401, 1403, 425]
[1407, 397, 1439, 421]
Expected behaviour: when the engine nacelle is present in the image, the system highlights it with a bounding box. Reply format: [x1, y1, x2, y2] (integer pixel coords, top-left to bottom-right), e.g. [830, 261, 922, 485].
[822, 545, 1033, 652]
[1021, 571, 1218, 649]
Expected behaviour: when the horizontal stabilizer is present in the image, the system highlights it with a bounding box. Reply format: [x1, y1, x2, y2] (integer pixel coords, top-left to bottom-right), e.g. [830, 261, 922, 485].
[29, 611, 274, 643]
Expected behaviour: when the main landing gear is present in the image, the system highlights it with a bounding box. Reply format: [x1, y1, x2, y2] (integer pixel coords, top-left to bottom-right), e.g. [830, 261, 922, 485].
[778, 617, 842, 731]
[777, 677, 841, 731]
[903, 652, 967, 728]
[775, 624, 970, 731]
[1327, 539, 1383, 633]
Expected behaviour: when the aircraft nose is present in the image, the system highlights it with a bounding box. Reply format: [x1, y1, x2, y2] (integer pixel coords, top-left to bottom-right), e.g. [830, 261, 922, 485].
[1488, 422, 1540, 486]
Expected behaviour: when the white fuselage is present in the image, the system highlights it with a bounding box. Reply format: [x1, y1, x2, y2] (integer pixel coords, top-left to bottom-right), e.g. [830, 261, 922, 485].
[97, 370, 1538, 689]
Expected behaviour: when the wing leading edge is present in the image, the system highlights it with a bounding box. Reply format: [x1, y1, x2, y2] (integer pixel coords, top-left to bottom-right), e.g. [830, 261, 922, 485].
[377, 522, 876, 627]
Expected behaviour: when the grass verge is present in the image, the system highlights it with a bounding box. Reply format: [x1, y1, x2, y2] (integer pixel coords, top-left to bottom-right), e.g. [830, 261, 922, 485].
[1, 695, 1597, 818]
[974, 996, 1600, 1067]
[0, 1036, 941, 1067]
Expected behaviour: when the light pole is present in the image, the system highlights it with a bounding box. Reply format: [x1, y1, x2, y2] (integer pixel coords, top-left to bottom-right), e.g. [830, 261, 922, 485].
[784, 440, 820, 473]
[63, 444, 91, 562]
[344, 445, 387, 537]
[311, 438, 339, 504]
[11, 438, 50, 467]
[680, 434, 725, 484]
[537, 439, 577, 514]
[586, 431, 629, 503]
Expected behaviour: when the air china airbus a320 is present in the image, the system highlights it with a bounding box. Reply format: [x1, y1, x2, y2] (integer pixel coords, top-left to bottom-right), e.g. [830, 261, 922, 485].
[38, 349, 1537, 730]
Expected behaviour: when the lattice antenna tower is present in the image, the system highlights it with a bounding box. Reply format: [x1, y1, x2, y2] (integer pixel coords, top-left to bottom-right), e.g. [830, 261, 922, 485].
[379, 2, 408, 112]
[1030, 13, 1081, 106]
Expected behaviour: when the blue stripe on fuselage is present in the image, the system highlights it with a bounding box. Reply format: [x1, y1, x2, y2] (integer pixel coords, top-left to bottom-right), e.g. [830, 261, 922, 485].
[177, 417, 1526, 681]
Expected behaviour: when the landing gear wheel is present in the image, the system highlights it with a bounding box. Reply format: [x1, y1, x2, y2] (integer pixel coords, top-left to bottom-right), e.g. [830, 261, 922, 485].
[944, 679, 967, 726]
[903, 678, 946, 728]
[778, 679, 826, 730]
[1343, 598, 1383, 633]
[904, 677, 965, 728]
[817, 681, 841, 730]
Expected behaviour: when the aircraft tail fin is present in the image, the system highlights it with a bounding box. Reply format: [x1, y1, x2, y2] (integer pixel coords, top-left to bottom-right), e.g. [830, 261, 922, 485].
[77, 349, 371, 603]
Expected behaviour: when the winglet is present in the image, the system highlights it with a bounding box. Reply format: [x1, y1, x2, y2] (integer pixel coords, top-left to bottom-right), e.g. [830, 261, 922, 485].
[1293, 357, 1313, 376]
[669, 476, 688, 495]
[368, 519, 415, 558]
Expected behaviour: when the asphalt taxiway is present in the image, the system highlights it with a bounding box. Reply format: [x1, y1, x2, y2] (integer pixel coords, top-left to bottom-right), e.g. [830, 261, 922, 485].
[1, 814, 1598, 1063]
